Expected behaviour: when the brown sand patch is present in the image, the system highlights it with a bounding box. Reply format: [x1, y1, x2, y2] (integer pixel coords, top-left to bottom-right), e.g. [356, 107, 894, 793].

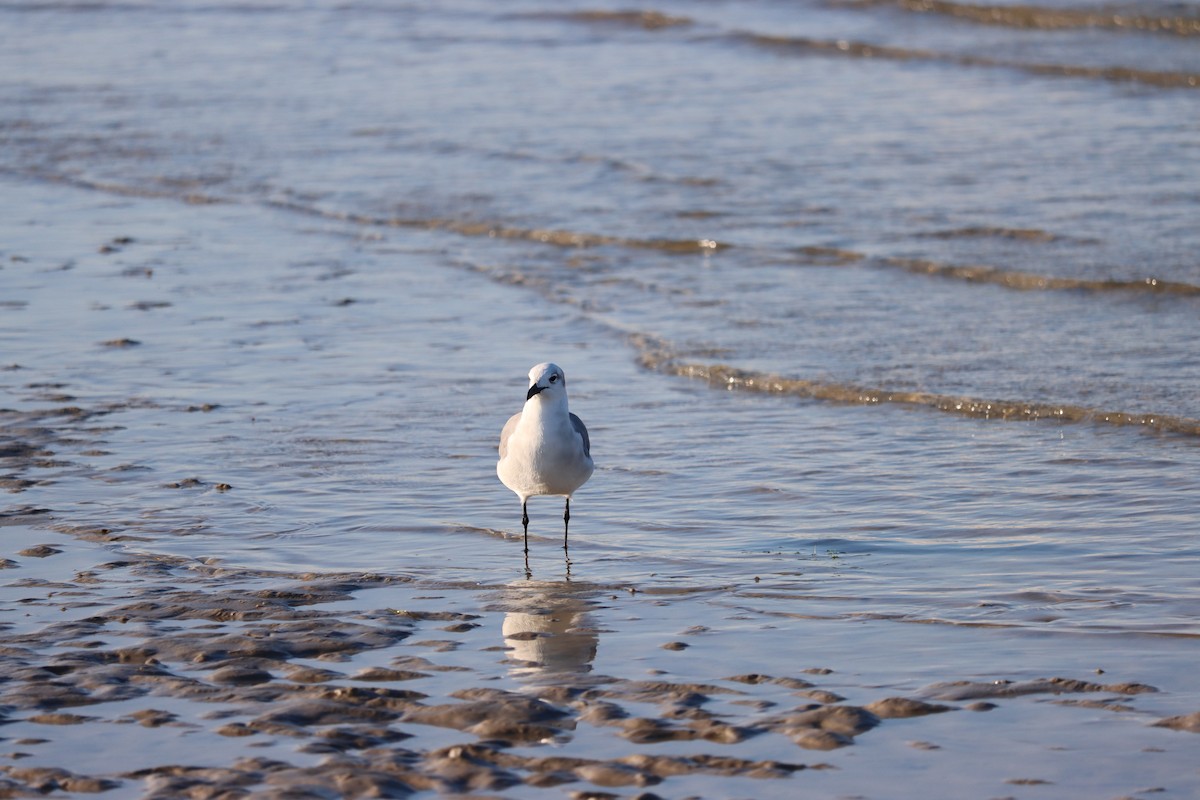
[723, 673, 815, 691]
[1, 767, 119, 794]
[622, 752, 806, 779]
[1153, 711, 1200, 733]
[401, 688, 570, 743]
[922, 677, 1158, 701]
[286, 665, 344, 683]
[618, 716, 760, 745]
[776, 704, 880, 736]
[249, 698, 401, 735]
[26, 712, 97, 725]
[300, 725, 412, 754]
[391, 654, 470, 672]
[352, 666, 428, 682]
[597, 679, 743, 707]
[16, 544, 61, 557]
[865, 697, 956, 719]
[792, 729, 854, 750]
[120, 709, 179, 728]
[209, 663, 273, 685]
[573, 761, 660, 787]
[1052, 698, 1137, 712]
[575, 699, 628, 726]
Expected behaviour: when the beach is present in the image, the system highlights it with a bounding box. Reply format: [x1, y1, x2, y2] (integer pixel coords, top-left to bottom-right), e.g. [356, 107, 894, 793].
[3, 1, 1200, 797]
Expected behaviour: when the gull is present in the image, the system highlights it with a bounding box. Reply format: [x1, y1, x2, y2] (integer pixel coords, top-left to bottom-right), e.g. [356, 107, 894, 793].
[497, 362, 594, 553]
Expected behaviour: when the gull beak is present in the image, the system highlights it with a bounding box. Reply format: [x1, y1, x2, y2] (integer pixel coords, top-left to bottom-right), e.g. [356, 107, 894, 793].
[526, 384, 544, 400]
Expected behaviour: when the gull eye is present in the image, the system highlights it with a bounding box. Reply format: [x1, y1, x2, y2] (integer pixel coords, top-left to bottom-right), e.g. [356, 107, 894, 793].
[549, 374, 559, 383]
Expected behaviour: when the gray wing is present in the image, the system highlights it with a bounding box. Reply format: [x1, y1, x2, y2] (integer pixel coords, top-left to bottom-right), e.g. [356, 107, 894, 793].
[570, 413, 591, 458]
[498, 412, 522, 459]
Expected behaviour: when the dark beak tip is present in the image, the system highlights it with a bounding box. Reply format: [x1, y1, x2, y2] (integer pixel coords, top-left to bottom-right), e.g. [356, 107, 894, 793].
[526, 385, 543, 400]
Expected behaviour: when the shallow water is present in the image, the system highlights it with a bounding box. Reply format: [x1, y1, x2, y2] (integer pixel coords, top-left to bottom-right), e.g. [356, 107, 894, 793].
[3, 0, 1200, 797]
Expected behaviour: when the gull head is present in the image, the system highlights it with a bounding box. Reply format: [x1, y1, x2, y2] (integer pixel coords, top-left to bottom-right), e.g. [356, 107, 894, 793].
[525, 362, 567, 402]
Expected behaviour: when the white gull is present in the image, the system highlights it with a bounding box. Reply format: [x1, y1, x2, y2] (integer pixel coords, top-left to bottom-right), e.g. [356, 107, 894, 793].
[497, 362, 594, 552]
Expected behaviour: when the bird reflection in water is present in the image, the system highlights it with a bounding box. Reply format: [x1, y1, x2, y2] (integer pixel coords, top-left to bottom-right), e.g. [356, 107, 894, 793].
[501, 582, 599, 678]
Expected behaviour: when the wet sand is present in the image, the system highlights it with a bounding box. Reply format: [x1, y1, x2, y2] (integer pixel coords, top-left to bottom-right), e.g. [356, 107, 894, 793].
[1, 387, 1194, 797]
[4, 513, 1197, 799]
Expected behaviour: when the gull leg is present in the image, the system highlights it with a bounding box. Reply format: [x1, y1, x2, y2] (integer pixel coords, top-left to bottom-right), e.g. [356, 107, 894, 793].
[522, 499, 529, 554]
[563, 498, 570, 549]
[562, 497, 572, 573]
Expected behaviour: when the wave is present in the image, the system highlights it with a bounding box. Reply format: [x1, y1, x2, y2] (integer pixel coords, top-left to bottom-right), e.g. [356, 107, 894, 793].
[522, 9, 694, 29]
[0, 169, 226, 205]
[267, 198, 1200, 297]
[877, 257, 1200, 296]
[273, 199, 1200, 296]
[836, 0, 1200, 37]
[531, 7, 1200, 88]
[912, 226, 1068, 243]
[792, 246, 1200, 297]
[544, 3, 1200, 41]
[13, 168, 1199, 297]
[265, 198, 730, 254]
[630, 334, 1200, 437]
[739, 31, 1200, 89]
